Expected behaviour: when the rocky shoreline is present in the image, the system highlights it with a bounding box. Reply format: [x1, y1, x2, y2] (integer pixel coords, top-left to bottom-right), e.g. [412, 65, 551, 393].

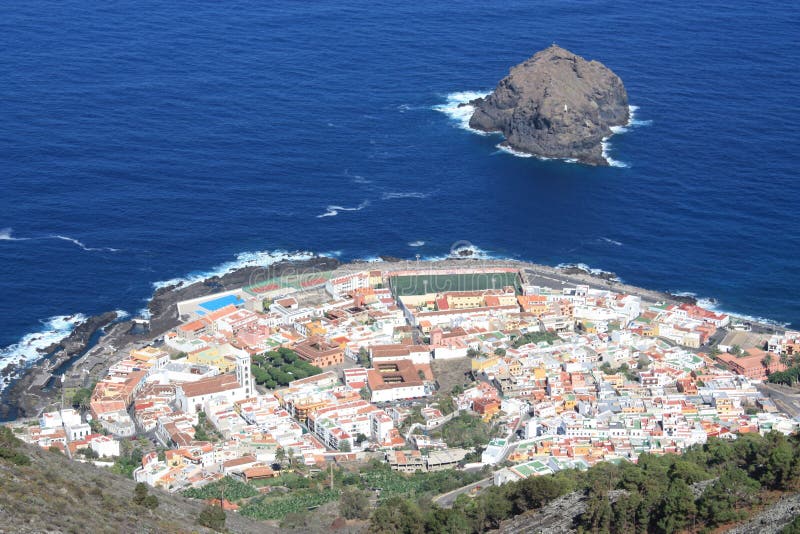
[0, 254, 781, 422]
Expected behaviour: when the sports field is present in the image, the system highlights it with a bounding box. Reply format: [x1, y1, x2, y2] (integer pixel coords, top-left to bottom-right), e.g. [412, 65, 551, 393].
[391, 272, 520, 296]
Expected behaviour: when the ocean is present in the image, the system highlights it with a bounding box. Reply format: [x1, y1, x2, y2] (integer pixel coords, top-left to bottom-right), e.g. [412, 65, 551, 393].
[1, 0, 799, 383]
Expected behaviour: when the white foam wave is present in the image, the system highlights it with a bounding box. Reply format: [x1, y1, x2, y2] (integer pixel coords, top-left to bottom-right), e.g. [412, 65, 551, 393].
[408, 241, 425, 247]
[52, 235, 119, 252]
[432, 90, 494, 134]
[114, 309, 131, 320]
[317, 200, 370, 218]
[601, 137, 628, 168]
[609, 105, 652, 135]
[352, 175, 371, 184]
[0, 314, 88, 392]
[381, 192, 430, 200]
[493, 143, 579, 164]
[353, 256, 383, 263]
[696, 297, 787, 327]
[2, 228, 118, 251]
[556, 263, 621, 282]
[600, 104, 654, 166]
[0, 227, 29, 241]
[627, 105, 652, 126]
[494, 143, 534, 158]
[600, 237, 623, 246]
[152, 250, 319, 290]
[423, 244, 503, 262]
[397, 103, 431, 113]
[666, 291, 788, 328]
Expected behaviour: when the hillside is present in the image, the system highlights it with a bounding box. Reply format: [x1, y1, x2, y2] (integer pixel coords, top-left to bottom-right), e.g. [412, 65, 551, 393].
[0, 428, 270, 534]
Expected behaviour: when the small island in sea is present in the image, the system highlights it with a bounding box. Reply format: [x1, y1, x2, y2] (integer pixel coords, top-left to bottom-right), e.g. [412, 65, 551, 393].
[467, 45, 630, 165]
[2, 255, 800, 532]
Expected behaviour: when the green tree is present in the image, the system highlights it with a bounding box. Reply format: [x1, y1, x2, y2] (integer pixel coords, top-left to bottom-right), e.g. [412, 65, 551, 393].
[425, 506, 470, 533]
[369, 496, 425, 534]
[763, 432, 796, 489]
[71, 387, 93, 410]
[437, 394, 455, 415]
[339, 440, 352, 453]
[611, 491, 642, 534]
[275, 447, 286, 467]
[198, 504, 226, 531]
[143, 494, 159, 510]
[339, 487, 370, 519]
[653, 479, 696, 533]
[133, 482, 148, 506]
[698, 467, 760, 527]
[582, 490, 613, 533]
[783, 515, 800, 534]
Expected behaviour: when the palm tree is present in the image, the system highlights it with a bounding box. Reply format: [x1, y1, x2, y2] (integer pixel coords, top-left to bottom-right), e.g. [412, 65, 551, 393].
[287, 448, 295, 469]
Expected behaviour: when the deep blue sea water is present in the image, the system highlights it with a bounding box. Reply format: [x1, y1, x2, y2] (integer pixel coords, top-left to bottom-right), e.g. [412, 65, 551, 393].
[1, 1, 799, 378]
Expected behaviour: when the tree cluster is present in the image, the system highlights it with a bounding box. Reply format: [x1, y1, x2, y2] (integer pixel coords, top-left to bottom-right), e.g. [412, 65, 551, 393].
[0, 426, 31, 466]
[198, 504, 226, 531]
[511, 331, 560, 349]
[768, 365, 800, 386]
[133, 482, 159, 509]
[251, 347, 322, 388]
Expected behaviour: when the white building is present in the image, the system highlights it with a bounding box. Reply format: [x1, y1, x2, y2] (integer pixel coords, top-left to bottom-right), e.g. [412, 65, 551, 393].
[176, 374, 249, 416]
[89, 435, 120, 458]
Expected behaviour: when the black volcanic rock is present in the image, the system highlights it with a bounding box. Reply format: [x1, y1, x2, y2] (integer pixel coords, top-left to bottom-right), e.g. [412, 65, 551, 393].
[469, 45, 629, 165]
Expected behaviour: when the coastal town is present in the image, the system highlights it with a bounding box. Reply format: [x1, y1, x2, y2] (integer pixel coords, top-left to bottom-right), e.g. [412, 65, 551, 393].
[8, 260, 800, 518]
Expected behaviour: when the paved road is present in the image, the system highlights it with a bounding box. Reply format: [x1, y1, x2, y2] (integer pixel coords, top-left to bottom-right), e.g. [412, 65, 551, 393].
[757, 383, 800, 419]
[432, 476, 493, 508]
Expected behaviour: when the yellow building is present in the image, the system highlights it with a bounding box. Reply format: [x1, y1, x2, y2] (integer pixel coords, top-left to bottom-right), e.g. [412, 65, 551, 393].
[715, 398, 737, 416]
[572, 443, 591, 457]
[305, 321, 327, 337]
[446, 292, 484, 309]
[471, 355, 499, 372]
[369, 270, 383, 287]
[130, 346, 168, 367]
[187, 347, 236, 373]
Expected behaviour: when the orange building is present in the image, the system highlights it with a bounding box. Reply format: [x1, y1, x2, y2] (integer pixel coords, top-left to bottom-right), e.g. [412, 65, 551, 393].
[293, 336, 344, 368]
